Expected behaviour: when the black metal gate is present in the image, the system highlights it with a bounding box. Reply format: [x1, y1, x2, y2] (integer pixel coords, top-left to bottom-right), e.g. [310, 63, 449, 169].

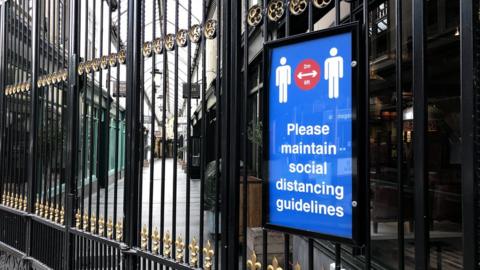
[0, 0, 477, 270]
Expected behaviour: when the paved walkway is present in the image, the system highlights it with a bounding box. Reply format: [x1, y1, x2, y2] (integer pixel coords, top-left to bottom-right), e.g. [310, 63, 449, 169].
[83, 158, 213, 243]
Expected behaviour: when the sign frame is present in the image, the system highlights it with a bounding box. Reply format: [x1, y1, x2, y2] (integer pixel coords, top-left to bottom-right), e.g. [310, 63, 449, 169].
[261, 22, 365, 246]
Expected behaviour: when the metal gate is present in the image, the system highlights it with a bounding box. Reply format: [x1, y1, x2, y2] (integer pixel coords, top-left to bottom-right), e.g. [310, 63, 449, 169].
[0, 0, 476, 270]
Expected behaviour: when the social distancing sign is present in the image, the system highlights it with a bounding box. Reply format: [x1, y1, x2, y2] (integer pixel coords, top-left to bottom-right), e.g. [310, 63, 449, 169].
[263, 25, 362, 244]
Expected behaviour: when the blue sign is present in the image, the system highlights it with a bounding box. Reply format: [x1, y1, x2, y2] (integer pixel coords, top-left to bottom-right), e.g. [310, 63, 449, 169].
[265, 28, 358, 241]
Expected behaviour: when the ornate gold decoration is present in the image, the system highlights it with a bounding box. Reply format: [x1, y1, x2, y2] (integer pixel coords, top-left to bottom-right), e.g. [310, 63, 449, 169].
[290, 0, 307, 15]
[90, 214, 97, 233]
[38, 199, 44, 217]
[203, 240, 214, 270]
[247, 4, 263, 27]
[163, 231, 172, 258]
[60, 206, 65, 225]
[143, 41, 153, 57]
[189, 24, 202, 43]
[46, 74, 53, 86]
[62, 70, 68, 82]
[100, 56, 109, 69]
[83, 212, 89, 231]
[267, 257, 282, 270]
[141, 225, 148, 250]
[2, 190, 6, 205]
[204, 19, 217, 39]
[153, 38, 164, 54]
[52, 72, 60, 84]
[91, 58, 100, 72]
[22, 195, 27, 211]
[176, 30, 188, 47]
[54, 204, 60, 223]
[267, 0, 285, 22]
[25, 82, 31, 91]
[294, 262, 301, 270]
[165, 34, 176, 51]
[75, 210, 81, 228]
[78, 62, 85, 75]
[247, 250, 262, 270]
[109, 53, 118, 67]
[189, 237, 199, 267]
[152, 227, 160, 254]
[107, 218, 113, 239]
[115, 220, 123, 241]
[312, 0, 331, 9]
[84, 61, 92, 73]
[118, 49, 127, 64]
[49, 202, 55, 221]
[175, 236, 185, 263]
[99, 216, 105, 236]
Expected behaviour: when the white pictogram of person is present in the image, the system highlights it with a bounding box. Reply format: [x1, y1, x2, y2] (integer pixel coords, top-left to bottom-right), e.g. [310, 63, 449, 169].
[324, 47, 344, 99]
[276, 57, 291, 103]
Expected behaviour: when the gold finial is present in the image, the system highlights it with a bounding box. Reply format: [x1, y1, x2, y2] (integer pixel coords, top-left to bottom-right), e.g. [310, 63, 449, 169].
[1, 190, 5, 205]
[75, 210, 81, 229]
[60, 206, 65, 225]
[107, 218, 113, 239]
[22, 195, 27, 211]
[247, 250, 262, 270]
[189, 237, 199, 267]
[99, 216, 105, 236]
[294, 262, 301, 270]
[83, 212, 89, 231]
[49, 202, 55, 220]
[115, 220, 123, 241]
[14, 193, 19, 209]
[90, 214, 97, 233]
[6, 191, 11, 207]
[54, 204, 60, 223]
[267, 257, 283, 270]
[39, 199, 44, 217]
[152, 227, 160, 255]
[141, 225, 148, 251]
[175, 236, 185, 263]
[203, 240, 214, 270]
[163, 231, 172, 258]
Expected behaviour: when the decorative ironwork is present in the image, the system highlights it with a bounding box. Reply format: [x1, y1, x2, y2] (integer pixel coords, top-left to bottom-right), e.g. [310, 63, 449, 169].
[107, 218, 113, 239]
[101, 55, 109, 69]
[141, 225, 148, 250]
[60, 206, 64, 225]
[247, 4, 263, 27]
[91, 58, 100, 72]
[49, 202, 55, 221]
[267, 257, 282, 270]
[163, 230, 172, 257]
[99, 216, 105, 236]
[189, 237, 199, 267]
[203, 240, 214, 270]
[189, 24, 202, 43]
[247, 250, 262, 270]
[109, 53, 118, 67]
[294, 262, 301, 270]
[22, 195, 26, 212]
[143, 41, 153, 57]
[118, 49, 127, 64]
[176, 30, 188, 47]
[165, 34, 176, 51]
[175, 236, 185, 263]
[312, 0, 331, 9]
[267, 0, 285, 22]
[83, 212, 89, 231]
[204, 19, 217, 39]
[84, 60, 93, 73]
[153, 38, 164, 54]
[75, 210, 81, 229]
[78, 62, 85, 75]
[54, 204, 60, 223]
[90, 214, 97, 233]
[115, 220, 123, 241]
[290, 0, 307, 15]
[152, 227, 160, 255]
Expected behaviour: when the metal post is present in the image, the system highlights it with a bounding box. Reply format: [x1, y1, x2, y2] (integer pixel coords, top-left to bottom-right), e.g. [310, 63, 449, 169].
[460, 0, 476, 269]
[412, 0, 428, 268]
[64, 0, 81, 268]
[0, 0, 7, 197]
[26, 0, 41, 257]
[124, 0, 143, 268]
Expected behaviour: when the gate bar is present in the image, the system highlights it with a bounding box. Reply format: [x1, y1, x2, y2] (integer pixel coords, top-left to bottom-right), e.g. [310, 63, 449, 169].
[0, 0, 6, 200]
[125, 0, 143, 268]
[185, 0, 192, 264]
[26, 0, 41, 256]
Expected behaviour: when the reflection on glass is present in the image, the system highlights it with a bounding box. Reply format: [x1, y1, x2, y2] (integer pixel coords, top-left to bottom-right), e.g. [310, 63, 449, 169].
[425, 0, 463, 269]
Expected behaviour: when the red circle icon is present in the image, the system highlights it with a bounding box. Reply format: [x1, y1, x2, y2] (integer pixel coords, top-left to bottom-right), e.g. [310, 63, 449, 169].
[294, 59, 321, 91]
